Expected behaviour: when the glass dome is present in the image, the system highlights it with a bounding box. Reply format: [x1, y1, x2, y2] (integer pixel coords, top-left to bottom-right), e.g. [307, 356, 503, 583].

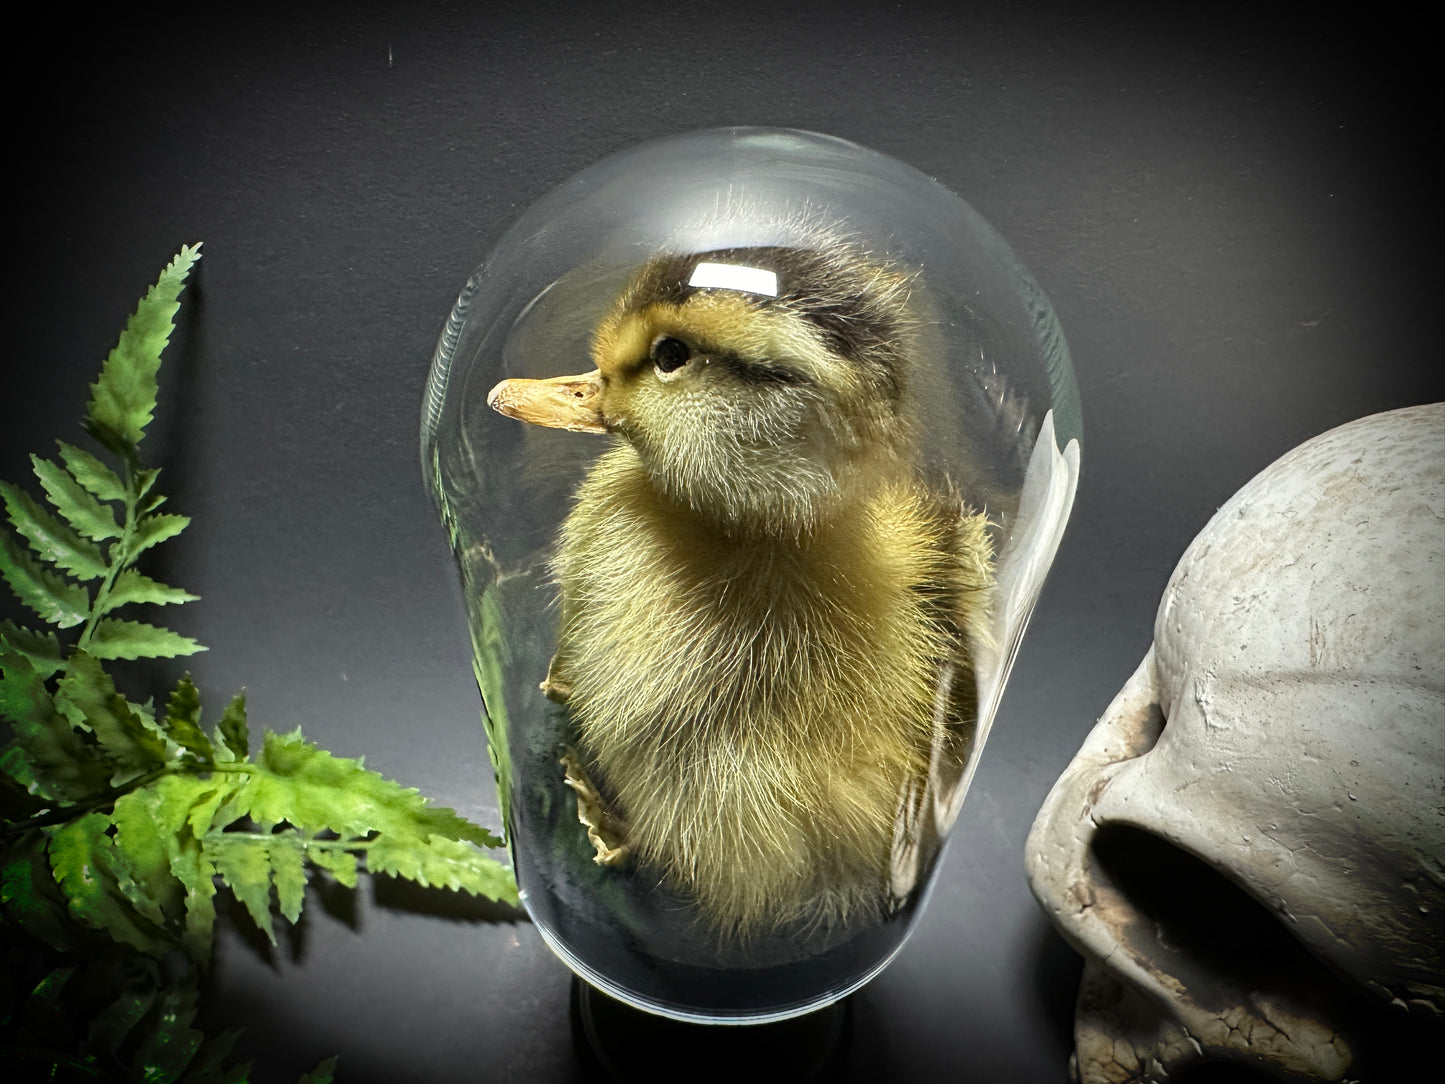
[422, 127, 1080, 1023]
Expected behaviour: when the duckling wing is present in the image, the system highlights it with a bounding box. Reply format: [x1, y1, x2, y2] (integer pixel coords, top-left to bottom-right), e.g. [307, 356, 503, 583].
[888, 500, 994, 904]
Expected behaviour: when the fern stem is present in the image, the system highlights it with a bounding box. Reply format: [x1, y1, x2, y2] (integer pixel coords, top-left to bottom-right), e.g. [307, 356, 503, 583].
[0, 761, 253, 838]
[75, 463, 139, 652]
[304, 836, 378, 851]
[197, 831, 379, 852]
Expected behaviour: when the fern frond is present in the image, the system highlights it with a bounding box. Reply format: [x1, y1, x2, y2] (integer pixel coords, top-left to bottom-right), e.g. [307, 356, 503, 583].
[0, 646, 113, 802]
[47, 812, 173, 955]
[85, 243, 201, 457]
[0, 842, 78, 951]
[129, 984, 205, 1081]
[126, 512, 190, 562]
[236, 730, 518, 903]
[147, 778, 220, 962]
[110, 788, 186, 921]
[55, 440, 127, 502]
[161, 675, 213, 759]
[55, 652, 168, 776]
[209, 833, 278, 943]
[296, 1055, 341, 1084]
[1, 619, 65, 678]
[271, 833, 307, 924]
[86, 618, 206, 661]
[306, 845, 357, 888]
[2, 241, 510, 1084]
[0, 479, 107, 580]
[368, 831, 517, 899]
[215, 692, 249, 761]
[87, 983, 160, 1061]
[31, 453, 122, 542]
[0, 530, 91, 627]
[102, 569, 199, 614]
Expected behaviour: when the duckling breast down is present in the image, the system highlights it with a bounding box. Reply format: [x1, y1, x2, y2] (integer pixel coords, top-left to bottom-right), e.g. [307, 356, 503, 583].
[550, 445, 993, 936]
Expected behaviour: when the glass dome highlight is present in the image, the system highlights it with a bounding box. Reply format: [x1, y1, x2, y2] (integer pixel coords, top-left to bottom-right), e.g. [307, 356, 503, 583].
[422, 127, 1081, 1023]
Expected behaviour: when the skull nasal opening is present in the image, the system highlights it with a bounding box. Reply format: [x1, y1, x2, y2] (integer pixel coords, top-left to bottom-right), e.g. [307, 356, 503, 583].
[1090, 824, 1434, 1081]
[1091, 825, 1340, 1006]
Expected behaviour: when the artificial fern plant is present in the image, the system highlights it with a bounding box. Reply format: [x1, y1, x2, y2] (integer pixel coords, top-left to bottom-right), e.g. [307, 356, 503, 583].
[0, 245, 517, 1082]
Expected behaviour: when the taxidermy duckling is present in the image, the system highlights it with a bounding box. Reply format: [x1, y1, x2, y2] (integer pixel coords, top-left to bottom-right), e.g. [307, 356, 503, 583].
[488, 240, 994, 937]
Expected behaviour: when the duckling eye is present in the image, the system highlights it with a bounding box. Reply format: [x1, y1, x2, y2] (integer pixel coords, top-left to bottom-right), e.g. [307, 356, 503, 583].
[650, 336, 692, 375]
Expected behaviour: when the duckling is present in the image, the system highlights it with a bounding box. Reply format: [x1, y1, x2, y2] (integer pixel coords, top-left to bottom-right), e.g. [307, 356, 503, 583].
[488, 239, 994, 937]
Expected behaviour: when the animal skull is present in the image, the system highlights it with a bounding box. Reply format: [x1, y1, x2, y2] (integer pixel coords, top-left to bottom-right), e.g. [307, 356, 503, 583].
[1026, 404, 1444, 1082]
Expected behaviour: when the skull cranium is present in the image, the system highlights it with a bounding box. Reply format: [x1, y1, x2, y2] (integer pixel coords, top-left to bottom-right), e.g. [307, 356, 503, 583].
[1026, 403, 1444, 1082]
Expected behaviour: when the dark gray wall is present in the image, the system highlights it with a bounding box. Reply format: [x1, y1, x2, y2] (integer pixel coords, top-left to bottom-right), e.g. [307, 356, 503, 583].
[6, 4, 1436, 1081]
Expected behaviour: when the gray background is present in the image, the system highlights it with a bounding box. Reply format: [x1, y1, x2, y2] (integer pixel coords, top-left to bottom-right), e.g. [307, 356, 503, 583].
[5, 3, 1436, 1081]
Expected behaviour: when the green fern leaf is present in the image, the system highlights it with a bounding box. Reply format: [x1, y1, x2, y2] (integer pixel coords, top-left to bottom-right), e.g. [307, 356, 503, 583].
[295, 1055, 341, 1084]
[104, 828, 170, 931]
[162, 675, 213, 760]
[0, 618, 65, 678]
[190, 781, 242, 840]
[131, 984, 205, 1084]
[240, 730, 407, 838]
[236, 731, 517, 902]
[148, 771, 226, 837]
[176, 1026, 250, 1084]
[1, 635, 51, 726]
[215, 693, 249, 761]
[103, 568, 200, 613]
[4, 728, 114, 803]
[127, 512, 190, 560]
[47, 814, 113, 924]
[175, 846, 219, 961]
[0, 738, 36, 790]
[56, 652, 168, 774]
[1, 647, 114, 801]
[135, 467, 161, 500]
[368, 832, 517, 901]
[0, 743, 46, 809]
[0, 843, 78, 952]
[111, 789, 186, 921]
[85, 243, 201, 455]
[47, 812, 171, 956]
[270, 832, 307, 925]
[0, 730, 112, 806]
[32, 453, 122, 542]
[0, 529, 91, 627]
[306, 845, 358, 889]
[55, 440, 127, 502]
[19, 966, 78, 1044]
[88, 984, 160, 1058]
[0, 480, 107, 580]
[149, 776, 221, 961]
[209, 834, 276, 944]
[411, 804, 507, 851]
[87, 618, 206, 661]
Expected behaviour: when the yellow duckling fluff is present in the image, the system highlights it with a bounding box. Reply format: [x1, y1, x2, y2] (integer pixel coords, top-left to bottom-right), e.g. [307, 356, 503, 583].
[488, 238, 994, 938]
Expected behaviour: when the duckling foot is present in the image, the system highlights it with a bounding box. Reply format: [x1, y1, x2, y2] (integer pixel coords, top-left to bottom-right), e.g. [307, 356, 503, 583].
[561, 749, 630, 866]
[540, 653, 573, 703]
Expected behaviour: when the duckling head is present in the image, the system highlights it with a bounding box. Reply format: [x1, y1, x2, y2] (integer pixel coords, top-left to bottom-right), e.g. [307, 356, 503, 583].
[488, 244, 918, 537]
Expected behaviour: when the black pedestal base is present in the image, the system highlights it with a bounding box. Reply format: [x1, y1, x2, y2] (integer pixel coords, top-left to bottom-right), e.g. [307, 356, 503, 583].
[569, 977, 853, 1083]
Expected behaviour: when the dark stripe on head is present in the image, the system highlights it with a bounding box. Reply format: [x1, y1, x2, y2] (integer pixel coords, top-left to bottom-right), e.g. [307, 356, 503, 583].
[716, 352, 811, 387]
[624, 243, 913, 400]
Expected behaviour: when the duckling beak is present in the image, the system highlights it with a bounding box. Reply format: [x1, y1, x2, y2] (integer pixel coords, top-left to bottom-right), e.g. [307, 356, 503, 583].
[486, 370, 607, 433]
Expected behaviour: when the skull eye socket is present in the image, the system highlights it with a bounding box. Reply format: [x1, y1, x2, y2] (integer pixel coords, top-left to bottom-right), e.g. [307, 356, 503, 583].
[1094, 653, 1169, 766]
